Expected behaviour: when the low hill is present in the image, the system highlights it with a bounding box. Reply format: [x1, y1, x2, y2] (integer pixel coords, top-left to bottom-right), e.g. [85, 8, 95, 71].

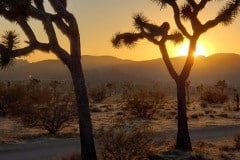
[0, 53, 240, 86]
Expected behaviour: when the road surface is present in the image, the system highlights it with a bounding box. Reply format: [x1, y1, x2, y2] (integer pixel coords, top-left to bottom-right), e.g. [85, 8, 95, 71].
[0, 125, 239, 160]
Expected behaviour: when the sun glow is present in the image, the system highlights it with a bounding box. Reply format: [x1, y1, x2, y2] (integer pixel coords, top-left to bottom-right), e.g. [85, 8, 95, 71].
[176, 42, 208, 57]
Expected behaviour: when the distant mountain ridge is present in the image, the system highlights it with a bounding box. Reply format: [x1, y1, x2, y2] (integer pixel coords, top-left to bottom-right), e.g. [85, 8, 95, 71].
[1, 53, 240, 86]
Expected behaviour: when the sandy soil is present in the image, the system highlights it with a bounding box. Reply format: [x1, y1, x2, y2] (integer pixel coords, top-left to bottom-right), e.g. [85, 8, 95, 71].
[0, 95, 240, 159]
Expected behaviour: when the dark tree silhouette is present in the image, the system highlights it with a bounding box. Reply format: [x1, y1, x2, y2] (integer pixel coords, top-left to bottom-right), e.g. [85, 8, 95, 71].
[0, 1, 97, 159]
[215, 80, 228, 94]
[112, 0, 240, 151]
[106, 82, 113, 96]
[236, 93, 239, 112]
[185, 80, 190, 102]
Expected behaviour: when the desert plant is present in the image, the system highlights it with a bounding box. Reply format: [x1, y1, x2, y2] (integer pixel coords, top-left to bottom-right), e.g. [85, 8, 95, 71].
[200, 101, 208, 108]
[121, 81, 134, 101]
[125, 88, 164, 119]
[1, 80, 75, 135]
[90, 105, 102, 112]
[215, 80, 228, 94]
[0, 1, 97, 158]
[235, 93, 239, 112]
[0, 31, 20, 68]
[61, 152, 81, 160]
[22, 105, 74, 135]
[112, 0, 240, 151]
[189, 154, 213, 160]
[234, 134, 240, 150]
[190, 113, 204, 119]
[200, 88, 228, 104]
[20, 89, 75, 135]
[219, 153, 232, 160]
[0, 82, 30, 116]
[106, 82, 113, 97]
[89, 85, 107, 103]
[96, 119, 154, 160]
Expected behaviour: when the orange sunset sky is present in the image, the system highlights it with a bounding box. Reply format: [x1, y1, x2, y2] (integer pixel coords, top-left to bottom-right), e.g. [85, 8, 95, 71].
[0, 0, 240, 62]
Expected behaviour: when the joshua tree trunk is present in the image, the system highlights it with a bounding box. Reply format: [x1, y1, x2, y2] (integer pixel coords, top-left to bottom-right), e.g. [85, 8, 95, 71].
[69, 61, 97, 159]
[67, 29, 97, 159]
[175, 79, 192, 151]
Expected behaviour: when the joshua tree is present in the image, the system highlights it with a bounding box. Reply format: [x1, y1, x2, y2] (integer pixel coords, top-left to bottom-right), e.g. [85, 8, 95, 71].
[215, 80, 228, 94]
[112, 0, 240, 151]
[0, 1, 96, 159]
[106, 82, 113, 96]
[236, 93, 239, 112]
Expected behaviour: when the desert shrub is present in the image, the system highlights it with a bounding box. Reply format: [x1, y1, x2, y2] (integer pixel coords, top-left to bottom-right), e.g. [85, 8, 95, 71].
[20, 89, 75, 135]
[200, 101, 208, 108]
[234, 134, 240, 150]
[217, 113, 228, 118]
[61, 151, 81, 160]
[209, 114, 215, 118]
[90, 105, 102, 112]
[200, 88, 228, 104]
[219, 153, 232, 160]
[120, 81, 134, 101]
[219, 145, 233, 152]
[190, 113, 204, 119]
[0, 80, 76, 134]
[0, 81, 6, 116]
[189, 153, 213, 160]
[89, 86, 107, 103]
[124, 88, 164, 119]
[204, 109, 216, 115]
[190, 141, 214, 160]
[0, 82, 28, 116]
[96, 119, 154, 160]
[100, 104, 113, 112]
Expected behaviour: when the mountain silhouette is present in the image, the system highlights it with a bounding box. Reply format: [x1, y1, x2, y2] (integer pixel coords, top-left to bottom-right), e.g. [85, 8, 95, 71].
[1, 53, 240, 86]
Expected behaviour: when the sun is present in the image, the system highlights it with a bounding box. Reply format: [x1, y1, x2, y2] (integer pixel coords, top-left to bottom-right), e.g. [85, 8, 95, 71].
[176, 42, 208, 57]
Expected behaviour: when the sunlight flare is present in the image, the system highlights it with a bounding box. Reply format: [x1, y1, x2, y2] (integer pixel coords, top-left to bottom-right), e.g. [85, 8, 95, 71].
[176, 42, 208, 57]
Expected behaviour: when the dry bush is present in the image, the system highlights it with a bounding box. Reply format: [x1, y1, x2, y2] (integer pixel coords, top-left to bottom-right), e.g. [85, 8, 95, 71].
[89, 86, 107, 103]
[200, 101, 208, 108]
[219, 152, 232, 160]
[120, 81, 134, 101]
[0, 80, 75, 135]
[61, 151, 81, 160]
[200, 88, 228, 104]
[90, 105, 102, 112]
[189, 153, 213, 160]
[190, 112, 204, 119]
[217, 113, 229, 118]
[0, 82, 28, 116]
[234, 134, 240, 150]
[124, 88, 164, 119]
[204, 109, 216, 115]
[21, 90, 75, 135]
[190, 141, 214, 160]
[219, 145, 233, 152]
[96, 119, 154, 160]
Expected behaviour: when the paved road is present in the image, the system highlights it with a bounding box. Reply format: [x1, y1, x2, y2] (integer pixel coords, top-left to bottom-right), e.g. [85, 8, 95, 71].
[0, 125, 239, 160]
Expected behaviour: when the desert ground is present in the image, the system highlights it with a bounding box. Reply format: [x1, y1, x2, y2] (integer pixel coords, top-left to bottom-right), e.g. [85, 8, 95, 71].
[0, 91, 240, 160]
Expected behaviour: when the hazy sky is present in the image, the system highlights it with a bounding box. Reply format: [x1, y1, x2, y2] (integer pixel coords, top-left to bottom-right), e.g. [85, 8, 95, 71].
[1, 0, 240, 62]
